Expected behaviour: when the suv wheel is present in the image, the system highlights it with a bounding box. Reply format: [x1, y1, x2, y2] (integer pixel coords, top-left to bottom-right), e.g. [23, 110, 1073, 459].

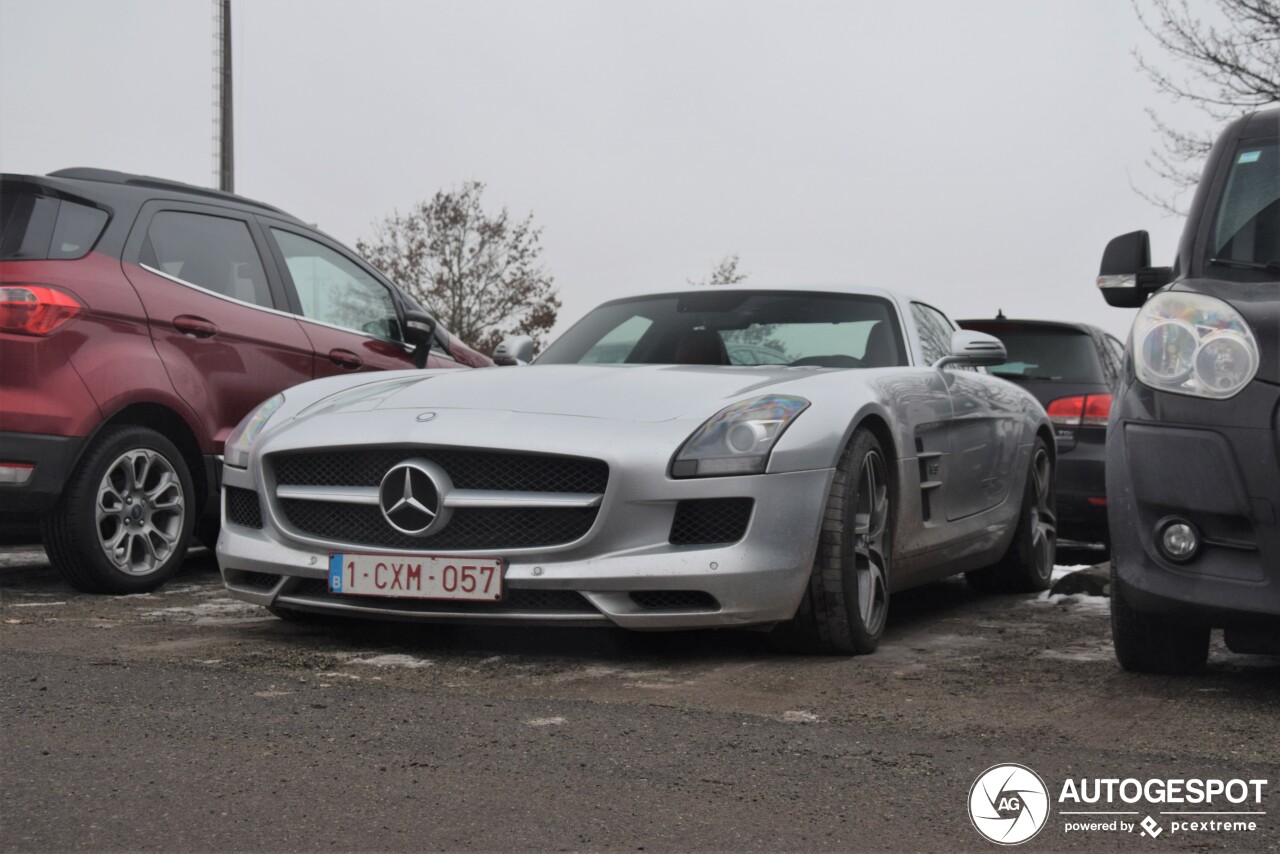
[1111, 564, 1210, 674]
[42, 426, 195, 594]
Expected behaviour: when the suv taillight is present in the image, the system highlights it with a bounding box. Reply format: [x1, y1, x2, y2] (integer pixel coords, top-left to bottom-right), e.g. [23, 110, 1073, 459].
[1046, 394, 1112, 427]
[0, 285, 84, 335]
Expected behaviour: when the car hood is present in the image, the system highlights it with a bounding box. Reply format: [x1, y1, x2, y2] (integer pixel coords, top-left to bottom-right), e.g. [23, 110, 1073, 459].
[349, 364, 815, 423]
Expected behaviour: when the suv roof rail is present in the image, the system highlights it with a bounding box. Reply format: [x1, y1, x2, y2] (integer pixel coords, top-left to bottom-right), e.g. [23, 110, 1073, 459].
[47, 168, 290, 216]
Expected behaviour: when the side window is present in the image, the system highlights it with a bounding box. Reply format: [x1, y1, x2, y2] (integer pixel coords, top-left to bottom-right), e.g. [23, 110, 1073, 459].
[140, 211, 272, 307]
[271, 229, 401, 341]
[911, 302, 954, 366]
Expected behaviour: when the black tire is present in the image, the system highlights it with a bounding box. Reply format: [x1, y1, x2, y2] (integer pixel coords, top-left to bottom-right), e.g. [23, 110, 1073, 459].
[195, 517, 221, 550]
[966, 437, 1056, 593]
[41, 426, 195, 594]
[777, 429, 893, 655]
[1111, 565, 1209, 674]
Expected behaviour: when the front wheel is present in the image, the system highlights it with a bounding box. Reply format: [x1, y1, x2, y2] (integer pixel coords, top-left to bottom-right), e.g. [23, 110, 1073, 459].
[1111, 565, 1209, 674]
[966, 437, 1056, 593]
[777, 428, 893, 655]
[42, 426, 195, 594]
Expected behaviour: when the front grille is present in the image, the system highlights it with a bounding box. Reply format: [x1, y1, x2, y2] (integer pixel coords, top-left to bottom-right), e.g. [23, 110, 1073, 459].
[225, 486, 263, 529]
[292, 579, 596, 614]
[279, 500, 597, 550]
[630, 590, 720, 611]
[273, 449, 608, 493]
[269, 448, 608, 551]
[669, 498, 753, 545]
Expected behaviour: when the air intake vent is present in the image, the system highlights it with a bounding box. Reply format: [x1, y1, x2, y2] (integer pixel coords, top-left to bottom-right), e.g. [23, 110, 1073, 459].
[669, 498, 753, 545]
[226, 486, 263, 529]
[630, 590, 720, 611]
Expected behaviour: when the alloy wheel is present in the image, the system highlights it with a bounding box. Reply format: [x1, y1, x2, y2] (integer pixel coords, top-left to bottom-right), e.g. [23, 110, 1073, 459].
[95, 448, 186, 575]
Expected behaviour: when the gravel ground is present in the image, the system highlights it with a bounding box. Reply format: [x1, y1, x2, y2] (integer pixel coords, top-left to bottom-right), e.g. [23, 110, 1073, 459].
[1, 545, 1277, 852]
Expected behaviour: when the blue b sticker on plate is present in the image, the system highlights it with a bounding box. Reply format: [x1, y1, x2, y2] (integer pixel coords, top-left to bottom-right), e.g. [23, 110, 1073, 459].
[1238, 150, 1261, 164]
[329, 554, 343, 592]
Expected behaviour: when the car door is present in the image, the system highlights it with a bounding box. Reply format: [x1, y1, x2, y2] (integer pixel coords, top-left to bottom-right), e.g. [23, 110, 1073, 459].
[259, 221, 445, 375]
[911, 302, 1019, 521]
[120, 202, 314, 452]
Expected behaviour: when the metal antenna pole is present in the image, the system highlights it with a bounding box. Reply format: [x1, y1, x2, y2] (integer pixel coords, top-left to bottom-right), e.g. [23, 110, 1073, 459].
[215, 0, 234, 193]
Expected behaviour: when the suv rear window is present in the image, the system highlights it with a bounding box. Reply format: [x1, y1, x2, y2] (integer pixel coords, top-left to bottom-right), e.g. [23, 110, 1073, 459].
[0, 189, 108, 261]
[965, 325, 1104, 383]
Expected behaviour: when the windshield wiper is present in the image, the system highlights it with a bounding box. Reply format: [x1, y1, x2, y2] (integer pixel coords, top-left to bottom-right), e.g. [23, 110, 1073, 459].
[1209, 257, 1280, 274]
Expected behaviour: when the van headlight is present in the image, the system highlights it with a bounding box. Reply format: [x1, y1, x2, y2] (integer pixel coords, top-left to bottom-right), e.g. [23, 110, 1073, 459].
[224, 394, 284, 469]
[1133, 292, 1258, 399]
[672, 395, 809, 477]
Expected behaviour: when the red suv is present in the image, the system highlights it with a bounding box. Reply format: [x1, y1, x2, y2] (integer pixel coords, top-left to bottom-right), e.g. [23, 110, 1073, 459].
[0, 168, 490, 593]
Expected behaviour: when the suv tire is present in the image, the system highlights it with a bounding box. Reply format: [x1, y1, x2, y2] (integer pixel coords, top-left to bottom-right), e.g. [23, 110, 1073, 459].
[1111, 564, 1210, 674]
[43, 426, 195, 594]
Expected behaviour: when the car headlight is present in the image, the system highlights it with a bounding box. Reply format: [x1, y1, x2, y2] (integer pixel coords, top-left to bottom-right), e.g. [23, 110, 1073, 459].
[671, 395, 810, 477]
[1132, 292, 1259, 399]
[224, 393, 285, 469]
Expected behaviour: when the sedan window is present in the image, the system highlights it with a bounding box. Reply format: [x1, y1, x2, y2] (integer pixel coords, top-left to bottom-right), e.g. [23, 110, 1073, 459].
[984, 327, 1106, 383]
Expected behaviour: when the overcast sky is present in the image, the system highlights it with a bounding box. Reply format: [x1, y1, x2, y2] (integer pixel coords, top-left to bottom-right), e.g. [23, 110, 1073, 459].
[1, 0, 1223, 342]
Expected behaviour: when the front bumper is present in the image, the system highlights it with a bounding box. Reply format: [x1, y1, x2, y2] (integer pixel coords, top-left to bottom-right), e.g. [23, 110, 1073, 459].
[0, 432, 85, 516]
[218, 447, 835, 630]
[1107, 378, 1280, 626]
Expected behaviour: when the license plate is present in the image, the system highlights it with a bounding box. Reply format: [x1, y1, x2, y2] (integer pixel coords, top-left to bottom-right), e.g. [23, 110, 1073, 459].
[328, 553, 503, 601]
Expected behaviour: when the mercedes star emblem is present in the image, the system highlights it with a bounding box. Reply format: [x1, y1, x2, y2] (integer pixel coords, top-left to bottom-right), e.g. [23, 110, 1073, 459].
[378, 459, 453, 536]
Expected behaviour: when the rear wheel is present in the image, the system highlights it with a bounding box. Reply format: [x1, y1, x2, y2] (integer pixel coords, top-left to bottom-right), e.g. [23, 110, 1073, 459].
[777, 429, 893, 655]
[42, 426, 195, 594]
[1111, 566, 1209, 674]
[966, 437, 1056, 593]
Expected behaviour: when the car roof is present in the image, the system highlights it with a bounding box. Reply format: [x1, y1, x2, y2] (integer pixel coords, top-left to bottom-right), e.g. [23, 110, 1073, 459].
[957, 317, 1114, 338]
[599, 281, 920, 306]
[3, 168, 304, 224]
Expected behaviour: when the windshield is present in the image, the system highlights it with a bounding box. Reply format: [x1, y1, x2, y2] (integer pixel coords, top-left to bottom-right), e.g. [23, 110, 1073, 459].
[1208, 139, 1279, 278]
[537, 290, 908, 368]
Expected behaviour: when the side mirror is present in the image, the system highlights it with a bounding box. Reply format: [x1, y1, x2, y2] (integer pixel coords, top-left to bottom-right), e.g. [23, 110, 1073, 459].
[933, 330, 1006, 369]
[493, 335, 534, 366]
[403, 310, 437, 369]
[1097, 230, 1173, 308]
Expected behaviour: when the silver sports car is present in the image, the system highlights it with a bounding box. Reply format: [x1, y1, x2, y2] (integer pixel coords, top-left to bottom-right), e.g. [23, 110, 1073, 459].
[217, 285, 1056, 654]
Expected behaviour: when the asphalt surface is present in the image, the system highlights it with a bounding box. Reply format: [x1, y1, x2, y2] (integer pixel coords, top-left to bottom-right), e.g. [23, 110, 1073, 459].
[1, 544, 1277, 852]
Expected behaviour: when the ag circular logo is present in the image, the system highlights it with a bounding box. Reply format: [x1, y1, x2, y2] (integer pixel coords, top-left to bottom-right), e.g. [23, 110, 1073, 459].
[378, 459, 453, 536]
[968, 763, 1051, 845]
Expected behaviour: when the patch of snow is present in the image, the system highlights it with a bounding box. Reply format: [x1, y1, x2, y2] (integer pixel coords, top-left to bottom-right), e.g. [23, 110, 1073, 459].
[526, 716, 566, 727]
[144, 599, 261, 618]
[349, 654, 433, 669]
[9, 601, 66, 607]
[1031, 591, 1111, 615]
[782, 710, 821, 723]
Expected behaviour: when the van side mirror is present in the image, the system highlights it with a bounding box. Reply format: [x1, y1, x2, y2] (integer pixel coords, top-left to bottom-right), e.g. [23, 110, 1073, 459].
[1097, 230, 1173, 308]
[933, 330, 1006, 369]
[403, 310, 437, 369]
[493, 334, 534, 366]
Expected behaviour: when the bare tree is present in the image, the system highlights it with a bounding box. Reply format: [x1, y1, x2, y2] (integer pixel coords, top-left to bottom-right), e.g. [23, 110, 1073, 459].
[356, 182, 559, 354]
[689, 253, 749, 286]
[1133, 0, 1280, 212]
